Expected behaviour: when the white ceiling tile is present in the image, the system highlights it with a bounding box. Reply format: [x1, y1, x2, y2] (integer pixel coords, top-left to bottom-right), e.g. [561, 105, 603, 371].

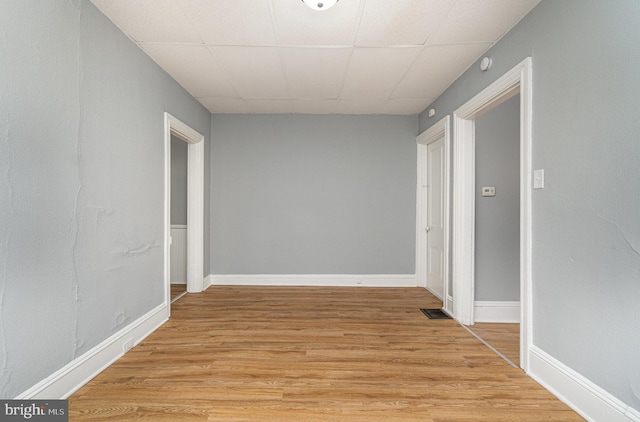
[243, 100, 293, 114]
[335, 100, 386, 115]
[292, 100, 338, 114]
[92, 0, 540, 115]
[91, 0, 202, 43]
[381, 98, 430, 115]
[429, 0, 540, 45]
[271, 0, 363, 46]
[341, 47, 422, 100]
[140, 44, 238, 98]
[209, 47, 289, 99]
[176, 0, 276, 46]
[281, 47, 352, 99]
[198, 97, 248, 114]
[356, 0, 454, 47]
[392, 43, 492, 99]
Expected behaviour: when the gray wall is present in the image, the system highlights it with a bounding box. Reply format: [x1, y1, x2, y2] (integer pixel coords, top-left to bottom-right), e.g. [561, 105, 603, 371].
[474, 95, 520, 302]
[0, 0, 210, 398]
[419, 0, 640, 410]
[210, 114, 417, 275]
[171, 136, 188, 226]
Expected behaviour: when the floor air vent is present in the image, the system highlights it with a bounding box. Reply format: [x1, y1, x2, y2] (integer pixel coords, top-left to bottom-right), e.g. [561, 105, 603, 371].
[420, 308, 452, 319]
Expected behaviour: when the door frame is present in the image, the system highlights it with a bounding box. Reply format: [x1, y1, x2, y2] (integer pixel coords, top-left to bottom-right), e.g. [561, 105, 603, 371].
[164, 112, 205, 310]
[416, 115, 451, 314]
[451, 57, 532, 370]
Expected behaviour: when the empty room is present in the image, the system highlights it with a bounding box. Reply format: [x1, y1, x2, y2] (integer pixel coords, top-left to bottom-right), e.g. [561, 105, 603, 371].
[1, 1, 639, 421]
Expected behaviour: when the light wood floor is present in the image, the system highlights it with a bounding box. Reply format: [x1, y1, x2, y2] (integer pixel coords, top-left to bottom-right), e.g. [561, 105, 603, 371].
[69, 287, 582, 421]
[171, 283, 187, 301]
[468, 323, 520, 367]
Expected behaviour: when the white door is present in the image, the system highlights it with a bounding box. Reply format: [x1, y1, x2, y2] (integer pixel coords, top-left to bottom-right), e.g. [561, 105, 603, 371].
[425, 137, 445, 299]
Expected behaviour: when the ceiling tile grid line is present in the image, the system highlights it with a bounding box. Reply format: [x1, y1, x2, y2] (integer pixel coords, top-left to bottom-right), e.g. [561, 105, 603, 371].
[90, 0, 541, 115]
[350, 0, 368, 46]
[203, 45, 243, 100]
[131, 41, 503, 49]
[334, 47, 358, 104]
[267, 0, 295, 107]
[385, 45, 442, 107]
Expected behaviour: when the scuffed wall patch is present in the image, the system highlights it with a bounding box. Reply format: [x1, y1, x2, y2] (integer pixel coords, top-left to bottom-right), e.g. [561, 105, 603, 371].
[124, 242, 159, 257]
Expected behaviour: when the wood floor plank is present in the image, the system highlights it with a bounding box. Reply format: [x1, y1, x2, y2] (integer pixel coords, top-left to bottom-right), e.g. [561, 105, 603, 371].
[170, 283, 187, 300]
[468, 322, 520, 366]
[69, 286, 582, 421]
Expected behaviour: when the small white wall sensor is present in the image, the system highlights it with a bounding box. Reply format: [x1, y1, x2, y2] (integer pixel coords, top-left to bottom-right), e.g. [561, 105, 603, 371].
[480, 57, 492, 71]
[481, 186, 496, 197]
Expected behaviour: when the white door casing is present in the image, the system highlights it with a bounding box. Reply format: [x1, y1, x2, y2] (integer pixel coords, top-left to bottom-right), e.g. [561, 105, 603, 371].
[426, 138, 445, 299]
[416, 116, 451, 313]
[164, 113, 205, 312]
[451, 57, 532, 370]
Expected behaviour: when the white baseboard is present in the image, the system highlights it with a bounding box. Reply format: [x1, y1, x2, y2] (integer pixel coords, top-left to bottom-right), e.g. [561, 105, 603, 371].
[474, 300, 520, 323]
[16, 303, 168, 400]
[528, 346, 640, 422]
[445, 295, 454, 315]
[209, 274, 417, 287]
[204, 274, 214, 290]
[424, 286, 443, 301]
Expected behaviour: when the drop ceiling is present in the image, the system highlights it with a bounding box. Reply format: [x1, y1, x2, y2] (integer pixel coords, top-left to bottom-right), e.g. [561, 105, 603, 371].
[90, 0, 540, 115]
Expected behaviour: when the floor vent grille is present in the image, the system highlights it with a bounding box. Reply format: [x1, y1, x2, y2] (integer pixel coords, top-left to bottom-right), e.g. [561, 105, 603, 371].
[420, 308, 452, 319]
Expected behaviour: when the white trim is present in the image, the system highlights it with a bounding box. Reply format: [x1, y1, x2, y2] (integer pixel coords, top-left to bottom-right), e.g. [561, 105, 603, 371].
[528, 346, 640, 422]
[520, 58, 534, 374]
[15, 304, 168, 400]
[187, 138, 204, 293]
[415, 116, 451, 313]
[164, 113, 205, 303]
[209, 274, 418, 287]
[445, 295, 453, 314]
[170, 224, 188, 229]
[415, 145, 424, 288]
[451, 57, 533, 371]
[203, 274, 214, 290]
[451, 115, 476, 326]
[474, 301, 520, 323]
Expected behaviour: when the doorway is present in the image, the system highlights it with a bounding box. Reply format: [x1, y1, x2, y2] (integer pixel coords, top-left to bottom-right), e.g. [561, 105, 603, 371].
[416, 116, 451, 314]
[451, 58, 532, 370]
[467, 93, 521, 367]
[170, 135, 188, 302]
[164, 113, 205, 311]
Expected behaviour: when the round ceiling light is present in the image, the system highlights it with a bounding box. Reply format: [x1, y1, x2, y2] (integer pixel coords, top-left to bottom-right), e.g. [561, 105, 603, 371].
[302, 0, 339, 11]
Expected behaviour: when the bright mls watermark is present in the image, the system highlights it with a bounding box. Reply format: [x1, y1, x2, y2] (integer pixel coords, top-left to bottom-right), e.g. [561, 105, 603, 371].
[0, 400, 67, 421]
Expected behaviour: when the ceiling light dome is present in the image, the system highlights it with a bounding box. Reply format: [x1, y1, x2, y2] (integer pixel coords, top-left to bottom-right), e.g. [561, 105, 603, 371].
[302, 0, 339, 11]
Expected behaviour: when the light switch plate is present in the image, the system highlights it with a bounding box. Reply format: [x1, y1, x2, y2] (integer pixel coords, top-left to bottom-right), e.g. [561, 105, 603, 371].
[482, 186, 496, 197]
[533, 169, 544, 189]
